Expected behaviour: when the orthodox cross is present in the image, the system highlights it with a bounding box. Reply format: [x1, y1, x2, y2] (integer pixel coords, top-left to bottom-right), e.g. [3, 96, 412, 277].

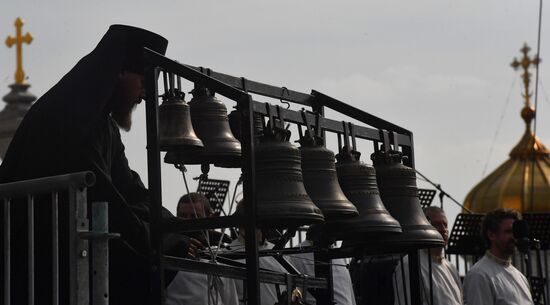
[511, 43, 540, 107]
[5, 17, 33, 84]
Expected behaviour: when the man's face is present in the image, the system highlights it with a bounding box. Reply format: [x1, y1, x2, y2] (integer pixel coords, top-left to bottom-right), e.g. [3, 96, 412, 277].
[489, 218, 516, 256]
[428, 211, 449, 245]
[178, 201, 208, 219]
[111, 71, 145, 131]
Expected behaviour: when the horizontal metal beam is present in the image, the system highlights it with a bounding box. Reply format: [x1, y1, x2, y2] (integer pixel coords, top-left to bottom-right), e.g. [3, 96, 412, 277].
[143, 48, 250, 103]
[161, 215, 243, 233]
[217, 246, 321, 260]
[182, 64, 314, 106]
[163, 256, 328, 289]
[251, 100, 412, 147]
[311, 90, 412, 136]
[0, 171, 95, 198]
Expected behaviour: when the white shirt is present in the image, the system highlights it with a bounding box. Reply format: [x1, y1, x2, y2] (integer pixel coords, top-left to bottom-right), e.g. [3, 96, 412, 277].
[165, 259, 239, 305]
[463, 253, 533, 305]
[228, 239, 288, 305]
[394, 251, 463, 305]
[288, 240, 357, 305]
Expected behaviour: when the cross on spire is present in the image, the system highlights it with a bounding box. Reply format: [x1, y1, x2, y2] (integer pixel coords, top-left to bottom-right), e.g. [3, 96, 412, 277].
[511, 43, 540, 108]
[5, 17, 33, 84]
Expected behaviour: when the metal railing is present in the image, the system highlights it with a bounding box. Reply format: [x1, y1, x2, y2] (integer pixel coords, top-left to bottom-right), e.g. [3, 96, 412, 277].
[1, 171, 115, 305]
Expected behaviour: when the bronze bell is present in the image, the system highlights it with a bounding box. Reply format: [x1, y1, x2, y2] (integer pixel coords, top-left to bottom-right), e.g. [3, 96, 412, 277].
[227, 108, 265, 142]
[371, 150, 444, 250]
[332, 149, 402, 241]
[166, 87, 241, 167]
[255, 110, 324, 227]
[300, 136, 358, 221]
[158, 74, 204, 152]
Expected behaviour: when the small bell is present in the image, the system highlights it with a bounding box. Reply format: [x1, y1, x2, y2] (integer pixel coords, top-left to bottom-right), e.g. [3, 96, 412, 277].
[299, 114, 358, 221]
[333, 149, 402, 241]
[158, 73, 204, 152]
[254, 105, 324, 227]
[371, 149, 444, 250]
[166, 87, 241, 167]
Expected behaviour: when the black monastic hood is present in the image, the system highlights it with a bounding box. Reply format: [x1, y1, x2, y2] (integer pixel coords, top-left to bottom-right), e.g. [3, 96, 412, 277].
[0, 24, 167, 181]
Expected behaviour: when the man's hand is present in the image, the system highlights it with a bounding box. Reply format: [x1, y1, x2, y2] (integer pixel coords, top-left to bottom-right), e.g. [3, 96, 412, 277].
[187, 237, 204, 259]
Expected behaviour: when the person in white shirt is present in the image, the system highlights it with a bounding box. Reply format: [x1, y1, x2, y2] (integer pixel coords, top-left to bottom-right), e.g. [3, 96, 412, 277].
[463, 208, 533, 305]
[394, 206, 463, 305]
[288, 227, 357, 305]
[165, 193, 239, 305]
[227, 232, 290, 305]
[226, 199, 292, 305]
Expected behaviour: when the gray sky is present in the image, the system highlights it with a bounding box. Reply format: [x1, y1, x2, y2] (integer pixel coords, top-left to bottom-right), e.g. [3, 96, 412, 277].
[1, 0, 549, 228]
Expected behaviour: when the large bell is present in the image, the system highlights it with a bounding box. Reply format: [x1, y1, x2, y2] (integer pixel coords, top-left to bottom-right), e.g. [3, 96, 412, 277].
[158, 89, 204, 152]
[331, 150, 401, 241]
[166, 87, 241, 167]
[371, 150, 444, 250]
[300, 138, 358, 221]
[255, 123, 325, 227]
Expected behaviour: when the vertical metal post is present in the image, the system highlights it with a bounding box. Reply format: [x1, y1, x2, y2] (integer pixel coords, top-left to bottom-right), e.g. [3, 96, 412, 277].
[427, 251, 433, 305]
[312, 103, 326, 144]
[52, 192, 59, 305]
[402, 133, 415, 168]
[314, 250, 335, 305]
[3, 198, 10, 305]
[241, 96, 260, 305]
[408, 250, 422, 305]
[69, 187, 89, 305]
[544, 250, 549, 303]
[454, 254, 460, 275]
[27, 195, 35, 305]
[400, 255, 409, 305]
[144, 65, 165, 305]
[91, 201, 109, 305]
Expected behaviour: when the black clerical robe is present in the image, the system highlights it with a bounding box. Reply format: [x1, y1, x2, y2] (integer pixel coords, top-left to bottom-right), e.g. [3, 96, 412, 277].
[0, 25, 185, 305]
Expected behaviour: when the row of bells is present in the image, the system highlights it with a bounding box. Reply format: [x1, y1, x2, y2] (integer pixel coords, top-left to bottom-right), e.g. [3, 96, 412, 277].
[157, 88, 444, 252]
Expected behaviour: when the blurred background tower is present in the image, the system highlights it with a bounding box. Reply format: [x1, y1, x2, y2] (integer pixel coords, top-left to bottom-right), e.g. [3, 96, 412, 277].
[0, 17, 36, 160]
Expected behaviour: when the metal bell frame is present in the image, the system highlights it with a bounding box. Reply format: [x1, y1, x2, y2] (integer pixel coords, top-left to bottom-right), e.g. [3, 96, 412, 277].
[143, 49, 426, 305]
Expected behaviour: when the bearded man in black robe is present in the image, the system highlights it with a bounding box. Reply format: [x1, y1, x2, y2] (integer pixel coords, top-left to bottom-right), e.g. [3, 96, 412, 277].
[0, 25, 198, 305]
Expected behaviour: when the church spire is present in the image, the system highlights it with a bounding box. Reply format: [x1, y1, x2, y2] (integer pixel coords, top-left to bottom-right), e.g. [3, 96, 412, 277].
[0, 18, 36, 160]
[511, 43, 540, 128]
[509, 43, 548, 159]
[5, 17, 33, 85]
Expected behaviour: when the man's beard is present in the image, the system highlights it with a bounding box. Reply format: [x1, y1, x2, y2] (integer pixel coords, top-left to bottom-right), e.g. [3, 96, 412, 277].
[110, 83, 138, 132]
[112, 103, 136, 132]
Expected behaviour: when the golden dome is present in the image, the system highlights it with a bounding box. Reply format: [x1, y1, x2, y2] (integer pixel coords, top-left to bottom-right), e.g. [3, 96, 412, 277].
[463, 44, 550, 213]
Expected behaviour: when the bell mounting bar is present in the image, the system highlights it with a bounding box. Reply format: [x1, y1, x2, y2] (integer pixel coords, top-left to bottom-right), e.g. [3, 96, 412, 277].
[182, 64, 314, 106]
[143, 48, 250, 103]
[252, 101, 412, 147]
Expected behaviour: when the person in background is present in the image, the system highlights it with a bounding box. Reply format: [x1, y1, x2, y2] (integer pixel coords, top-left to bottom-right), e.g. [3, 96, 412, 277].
[166, 192, 238, 305]
[463, 208, 533, 305]
[288, 226, 357, 305]
[228, 200, 289, 305]
[393, 206, 462, 305]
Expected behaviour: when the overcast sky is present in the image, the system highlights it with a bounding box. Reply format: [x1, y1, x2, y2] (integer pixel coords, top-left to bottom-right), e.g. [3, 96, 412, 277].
[1, 0, 549, 228]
